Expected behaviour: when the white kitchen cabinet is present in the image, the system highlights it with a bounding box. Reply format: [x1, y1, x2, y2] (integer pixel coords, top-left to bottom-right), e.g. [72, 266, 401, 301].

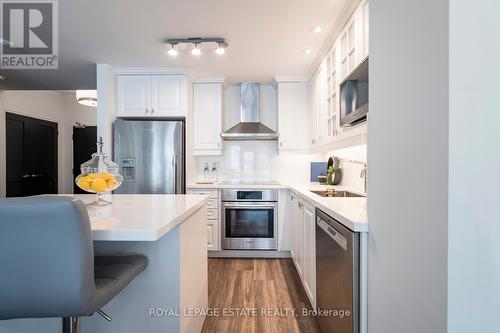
[308, 75, 318, 147]
[289, 192, 303, 277]
[151, 75, 187, 117]
[358, 0, 369, 60]
[339, 16, 358, 81]
[308, 0, 369, 152]
[193, 82, 223, 155]
[116, 74, 187, 117]
[289, 191, 316, 308]
[187, 188, 219, 251]
[277, 81, 309, 152]
[302, 202, 316, 308]
[116, 75, 151, 117]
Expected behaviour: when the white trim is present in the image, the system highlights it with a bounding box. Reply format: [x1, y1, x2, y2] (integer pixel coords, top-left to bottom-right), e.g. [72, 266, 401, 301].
[271, 76, 309, 88]
[193, 76, 225, 84]
[112, 67, 190, 75]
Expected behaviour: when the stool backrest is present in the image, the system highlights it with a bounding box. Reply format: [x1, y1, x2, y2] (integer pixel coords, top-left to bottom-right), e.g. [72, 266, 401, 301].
[0, 196, 95, 319]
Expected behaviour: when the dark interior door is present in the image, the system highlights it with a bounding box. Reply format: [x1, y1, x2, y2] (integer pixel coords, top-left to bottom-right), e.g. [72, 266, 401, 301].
[6, 112, 58, 197]
[73, 126, 97, 194]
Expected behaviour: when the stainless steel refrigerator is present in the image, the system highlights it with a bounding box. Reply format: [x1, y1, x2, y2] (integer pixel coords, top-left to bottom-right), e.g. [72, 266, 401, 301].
[113, 119, 185, 194]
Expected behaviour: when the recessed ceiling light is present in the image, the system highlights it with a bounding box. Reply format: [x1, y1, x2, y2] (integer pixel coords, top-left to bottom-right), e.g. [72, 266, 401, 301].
[0, 75, 7, 80]
[304, 49, 312, 54]
[167, 44, 178, 57]
[191, 44, 201, 56]
[313, 26, 323, 33]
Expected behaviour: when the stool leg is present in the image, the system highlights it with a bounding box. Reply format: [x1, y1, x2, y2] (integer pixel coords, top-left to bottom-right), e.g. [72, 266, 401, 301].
[62, 317, 79, 333]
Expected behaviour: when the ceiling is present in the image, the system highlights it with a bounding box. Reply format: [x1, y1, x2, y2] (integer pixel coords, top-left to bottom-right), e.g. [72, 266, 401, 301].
[0, 0, 348, 90]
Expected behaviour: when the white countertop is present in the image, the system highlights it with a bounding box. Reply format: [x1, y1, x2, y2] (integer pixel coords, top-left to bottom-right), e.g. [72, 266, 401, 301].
[187, 182, 288, 189]
[288, 183, 367, 232]
[58, 194, 209, 241]
[188, 181, 368, 232]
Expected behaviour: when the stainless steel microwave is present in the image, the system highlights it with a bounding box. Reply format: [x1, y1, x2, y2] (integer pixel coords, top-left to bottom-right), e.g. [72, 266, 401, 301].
[340, 57, 369, 127]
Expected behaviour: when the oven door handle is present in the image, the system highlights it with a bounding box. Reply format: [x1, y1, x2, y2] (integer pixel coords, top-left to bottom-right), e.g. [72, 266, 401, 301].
[223, 203, 277, 209]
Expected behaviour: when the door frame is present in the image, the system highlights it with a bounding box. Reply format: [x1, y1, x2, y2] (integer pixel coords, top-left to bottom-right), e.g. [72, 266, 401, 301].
[1, 108, 62, 197]
[72, 125, 97, 194]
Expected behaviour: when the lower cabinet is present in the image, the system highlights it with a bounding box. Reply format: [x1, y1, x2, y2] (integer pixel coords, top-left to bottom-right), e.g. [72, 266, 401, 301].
[206, 220, 217, 251]
[289, 191, 316, 308]
[187, 188, 219, 251]
[302, 202, 316, 307]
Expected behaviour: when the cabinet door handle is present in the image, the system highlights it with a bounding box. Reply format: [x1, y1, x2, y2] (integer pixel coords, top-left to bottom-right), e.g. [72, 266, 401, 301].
[217, 142, 220, 147]
[280, 141, 283, 148]
[151, 108, 155, 114]
[145, 108, 149, 114]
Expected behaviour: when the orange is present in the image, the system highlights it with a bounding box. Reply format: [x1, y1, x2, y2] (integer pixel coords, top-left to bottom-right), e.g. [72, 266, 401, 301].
[91, 178, 108, 192]
[77, 176, 92, 190]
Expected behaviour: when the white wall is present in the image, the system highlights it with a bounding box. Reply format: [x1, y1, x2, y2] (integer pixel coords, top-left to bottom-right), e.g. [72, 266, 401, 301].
[0, 91, 96, 196]
[448, 1, 500, 331]
[368, 0, 449, 333]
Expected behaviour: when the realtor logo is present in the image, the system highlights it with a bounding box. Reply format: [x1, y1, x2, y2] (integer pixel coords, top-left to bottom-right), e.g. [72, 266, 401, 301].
[0, 0, 58, 69]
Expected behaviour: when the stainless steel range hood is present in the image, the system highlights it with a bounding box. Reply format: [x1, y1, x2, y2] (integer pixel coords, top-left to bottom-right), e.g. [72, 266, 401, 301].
[221, 83, 279, 141]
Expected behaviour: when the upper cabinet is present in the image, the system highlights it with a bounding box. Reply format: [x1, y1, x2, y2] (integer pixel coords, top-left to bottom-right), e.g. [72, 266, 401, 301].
[116, 74, 187, 117]
[339, 17, 357, 82]
[277, 81, 309, 152]
[151, 75, 186, 116]
[116, 75, 151, 116]
[309, 0, 369, 151]
[358, 0, 369, 60]
[193, 81, 223, 155]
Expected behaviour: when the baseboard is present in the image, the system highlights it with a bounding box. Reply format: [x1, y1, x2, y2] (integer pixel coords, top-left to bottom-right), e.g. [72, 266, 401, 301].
[208, 250, 291, 258]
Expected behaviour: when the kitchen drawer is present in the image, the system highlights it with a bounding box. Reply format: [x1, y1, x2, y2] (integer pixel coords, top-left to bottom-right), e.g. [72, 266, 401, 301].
[207, 198, 218, 209]
[188, 189, 218, 199]
[207, 208, 218, 220]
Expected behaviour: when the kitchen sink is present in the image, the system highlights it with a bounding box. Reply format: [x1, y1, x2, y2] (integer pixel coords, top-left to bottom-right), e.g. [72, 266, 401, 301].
[309, 190, 366, 198]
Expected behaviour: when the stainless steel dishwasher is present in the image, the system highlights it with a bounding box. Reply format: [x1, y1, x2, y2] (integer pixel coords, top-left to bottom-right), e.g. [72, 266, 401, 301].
[316, 208, 360, 333]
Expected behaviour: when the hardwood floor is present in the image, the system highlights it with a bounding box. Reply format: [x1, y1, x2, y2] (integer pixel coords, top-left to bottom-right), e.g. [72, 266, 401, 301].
[201, 258, 320, 333]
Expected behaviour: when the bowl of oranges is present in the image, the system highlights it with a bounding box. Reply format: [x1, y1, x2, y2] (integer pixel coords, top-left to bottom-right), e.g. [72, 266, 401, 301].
[75, 139, 123, 205]
[76, 171, 122, 193]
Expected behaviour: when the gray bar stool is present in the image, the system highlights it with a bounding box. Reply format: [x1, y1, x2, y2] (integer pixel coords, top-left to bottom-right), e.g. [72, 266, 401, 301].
[0, 196, 148, 333]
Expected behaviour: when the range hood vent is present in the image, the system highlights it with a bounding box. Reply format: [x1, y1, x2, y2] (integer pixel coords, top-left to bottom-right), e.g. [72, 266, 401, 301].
[221, 83, 279, 141]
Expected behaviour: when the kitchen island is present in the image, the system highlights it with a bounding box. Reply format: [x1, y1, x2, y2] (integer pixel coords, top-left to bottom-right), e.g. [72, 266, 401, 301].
[0, 194, 209, 333]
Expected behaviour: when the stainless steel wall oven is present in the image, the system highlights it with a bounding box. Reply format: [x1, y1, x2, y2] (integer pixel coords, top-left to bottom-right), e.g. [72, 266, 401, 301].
[221, 189, 278, 250]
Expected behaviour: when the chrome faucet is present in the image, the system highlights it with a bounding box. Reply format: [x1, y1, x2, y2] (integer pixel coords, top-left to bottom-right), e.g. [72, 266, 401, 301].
[360, 164, 367, 194]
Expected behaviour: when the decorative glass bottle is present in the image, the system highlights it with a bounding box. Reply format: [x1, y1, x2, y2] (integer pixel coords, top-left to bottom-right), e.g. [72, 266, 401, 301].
[75, 137, 123, 205]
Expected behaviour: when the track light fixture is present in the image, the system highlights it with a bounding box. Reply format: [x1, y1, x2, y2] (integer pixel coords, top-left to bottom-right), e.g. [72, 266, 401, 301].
[215, 42, 225, 55]
[191, 43, 201, 56]
[165, 37, 228, 57]
[167, 43, 178, 56]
